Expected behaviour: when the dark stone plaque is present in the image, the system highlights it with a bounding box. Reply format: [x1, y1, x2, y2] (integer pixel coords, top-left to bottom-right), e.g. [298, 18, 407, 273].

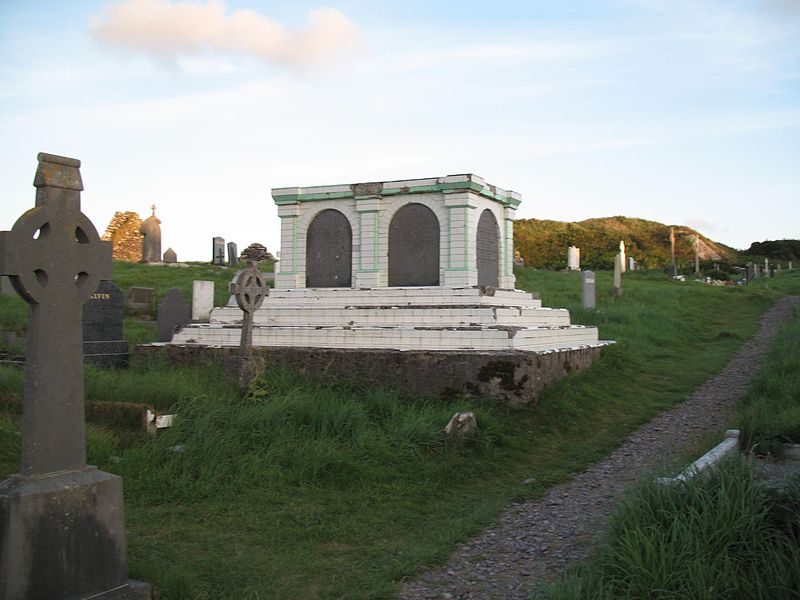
[476, 209, 500, 287]
[388, 203, 439, 286]
[227, 241, 238, 266]
[156, 288, 190, 342]
[212, 236, 225, 265]
[305, 209, 352, 287]
[83, 280, 129, 368]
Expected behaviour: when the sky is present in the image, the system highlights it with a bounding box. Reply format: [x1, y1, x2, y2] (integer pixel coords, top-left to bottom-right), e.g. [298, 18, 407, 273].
[1, 0, 798, 260]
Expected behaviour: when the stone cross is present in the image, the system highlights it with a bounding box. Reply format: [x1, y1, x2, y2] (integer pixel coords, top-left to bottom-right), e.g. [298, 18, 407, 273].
[0, 153, 149, 599]
[0, 153, 111, 475]
[230, 261, 268, 386]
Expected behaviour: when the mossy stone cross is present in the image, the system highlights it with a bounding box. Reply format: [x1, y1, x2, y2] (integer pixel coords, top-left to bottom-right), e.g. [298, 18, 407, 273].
[0, 153, 111, 476]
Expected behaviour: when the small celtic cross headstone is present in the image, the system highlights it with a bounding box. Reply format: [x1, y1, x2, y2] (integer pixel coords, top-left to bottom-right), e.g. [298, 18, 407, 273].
[229, 261, 268, 386]
[0, 153, 149, 599]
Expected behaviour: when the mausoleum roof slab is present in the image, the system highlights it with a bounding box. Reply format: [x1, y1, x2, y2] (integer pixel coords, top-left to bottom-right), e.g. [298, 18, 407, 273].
[272, 174, 522, 208]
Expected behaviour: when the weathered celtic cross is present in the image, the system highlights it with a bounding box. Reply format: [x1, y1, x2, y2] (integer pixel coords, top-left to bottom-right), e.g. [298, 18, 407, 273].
[0, 153, 149, 599]
[230, 261, 268, 386]
[0, 153, 111, 475]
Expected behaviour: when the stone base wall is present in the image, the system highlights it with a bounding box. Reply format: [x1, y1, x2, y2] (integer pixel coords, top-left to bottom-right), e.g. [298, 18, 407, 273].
[136, 343, 607, 406]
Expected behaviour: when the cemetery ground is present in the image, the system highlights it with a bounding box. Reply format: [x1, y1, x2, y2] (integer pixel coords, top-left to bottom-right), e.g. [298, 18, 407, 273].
[1, 265, 799, 599]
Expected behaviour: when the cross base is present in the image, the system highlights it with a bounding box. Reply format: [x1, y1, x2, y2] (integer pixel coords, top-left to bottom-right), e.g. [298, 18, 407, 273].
[0, 467, 151, 600]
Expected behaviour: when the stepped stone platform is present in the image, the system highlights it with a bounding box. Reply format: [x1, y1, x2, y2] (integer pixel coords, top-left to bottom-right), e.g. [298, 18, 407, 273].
[170, 286, 605, 352]
[148, 286, 613, 404]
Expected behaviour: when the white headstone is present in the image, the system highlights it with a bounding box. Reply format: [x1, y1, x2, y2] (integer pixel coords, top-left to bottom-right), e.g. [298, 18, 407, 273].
[613, 253, 623, 296]
[619, 241, 626, 273]
[567, 246, 580, 271]
[628, 257, 636, 271]
[764, 258, 770, 278]
[192, 280, 215, 321]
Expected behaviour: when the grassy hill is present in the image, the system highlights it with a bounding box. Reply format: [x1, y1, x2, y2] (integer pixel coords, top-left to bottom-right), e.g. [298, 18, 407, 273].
[514, 216, 739, 270]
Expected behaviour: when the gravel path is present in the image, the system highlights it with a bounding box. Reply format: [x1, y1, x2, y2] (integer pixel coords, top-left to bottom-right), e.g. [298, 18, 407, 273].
[397, 295, 799, 600]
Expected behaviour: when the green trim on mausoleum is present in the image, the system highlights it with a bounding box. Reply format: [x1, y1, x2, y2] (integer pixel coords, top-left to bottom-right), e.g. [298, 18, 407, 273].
[273, 178, 521, 209]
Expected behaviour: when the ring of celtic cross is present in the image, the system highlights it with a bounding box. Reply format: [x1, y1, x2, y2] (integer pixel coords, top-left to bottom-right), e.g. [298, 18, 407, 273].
[1, 203, 106, 306]
[232, 265, 267, 313]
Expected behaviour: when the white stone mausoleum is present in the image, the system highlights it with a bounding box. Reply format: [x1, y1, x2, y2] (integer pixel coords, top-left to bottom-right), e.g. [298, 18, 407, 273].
[170, 174, 609, 354]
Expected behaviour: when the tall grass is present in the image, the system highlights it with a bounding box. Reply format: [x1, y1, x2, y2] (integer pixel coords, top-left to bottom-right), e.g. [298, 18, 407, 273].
[548, 457, 800, 600]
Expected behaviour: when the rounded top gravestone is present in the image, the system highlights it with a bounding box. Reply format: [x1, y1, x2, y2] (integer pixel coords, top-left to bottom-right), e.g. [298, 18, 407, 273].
[140, 204, 162, 263]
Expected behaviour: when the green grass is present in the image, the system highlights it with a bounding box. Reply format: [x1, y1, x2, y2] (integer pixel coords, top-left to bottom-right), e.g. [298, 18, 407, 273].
[112, 259, 273, 312]
[1, 266, 799, 598]
[547, 457, 800, 600]
[737, 276, 800, 455]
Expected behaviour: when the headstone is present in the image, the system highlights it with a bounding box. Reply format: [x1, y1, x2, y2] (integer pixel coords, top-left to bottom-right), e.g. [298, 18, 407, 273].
[192, 280, 215, 321]
[227, 241, 238, 266]
[628, 257, 636, 271]
[0, 152, 149, 599]
[83, 280, 129, 368]
[582, 269, 596, 309]
[694, 236, 700, 275]
[163, 247, 177, 263]
[567, 246, 580, 271]
[669, 227, 678, 277]
[619, 240, 626, 273]
[140, 204, 162, 263]
[125, 286, 154, 311]
[212, 236, 225, 265]
[230, 262, 268, 386]
[156, 288, 191, 342]
[789, 261, 793, 270]
[764, 258, 770, 278]
[612, 253, 623, 297]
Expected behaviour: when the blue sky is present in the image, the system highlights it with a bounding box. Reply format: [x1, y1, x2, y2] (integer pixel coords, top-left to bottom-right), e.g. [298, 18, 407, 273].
[1, 0, 798, 260]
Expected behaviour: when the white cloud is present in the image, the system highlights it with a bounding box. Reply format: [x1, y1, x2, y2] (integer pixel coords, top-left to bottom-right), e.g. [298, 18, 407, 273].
[90, 0, 363, 71]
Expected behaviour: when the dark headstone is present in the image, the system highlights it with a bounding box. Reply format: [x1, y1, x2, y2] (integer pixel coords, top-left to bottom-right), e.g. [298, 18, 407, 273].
[125, 286, 154, 311]
[83, 280, 129, 368]
[139, 205, 161, 263]
[163, 247, 177, 263]
[476, 209, 500, 287]
[157, 288, 190, 342]
[212, 236, 225, 265]
[306, 209, 352, 287]
[0, 152, 149, 598]
[388, 202, 439, 286]
[227, 241, 238, 266]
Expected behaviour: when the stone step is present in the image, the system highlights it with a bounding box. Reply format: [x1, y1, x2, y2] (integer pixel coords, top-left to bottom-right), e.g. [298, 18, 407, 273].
[209, 305, 570, 327]
[231, 286, 542, 308]
[171, 323, 601, 352]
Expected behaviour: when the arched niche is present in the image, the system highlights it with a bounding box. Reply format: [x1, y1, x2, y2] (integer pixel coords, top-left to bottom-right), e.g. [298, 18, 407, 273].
[305, 209, 352, 287]
[388, 203, 439, 286]
[476, 209, 500, 287]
